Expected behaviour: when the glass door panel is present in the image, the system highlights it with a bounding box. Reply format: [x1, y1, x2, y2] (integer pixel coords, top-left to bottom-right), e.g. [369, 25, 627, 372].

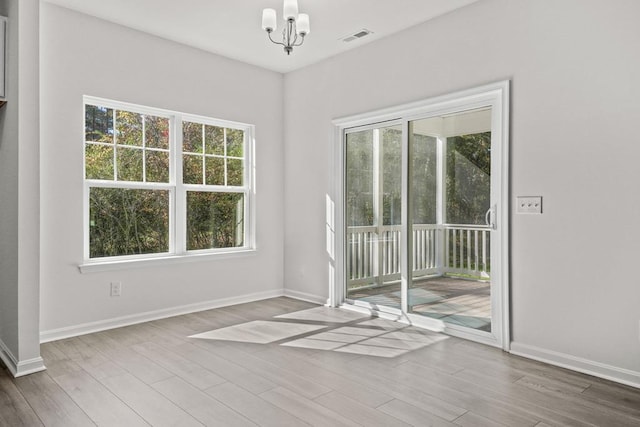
[345, 124, 402, 308]
[409, 108, 493, 332]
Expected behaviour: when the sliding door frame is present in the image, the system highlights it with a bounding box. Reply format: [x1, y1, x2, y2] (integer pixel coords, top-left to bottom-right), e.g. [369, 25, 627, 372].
[331, 81, 510, 350]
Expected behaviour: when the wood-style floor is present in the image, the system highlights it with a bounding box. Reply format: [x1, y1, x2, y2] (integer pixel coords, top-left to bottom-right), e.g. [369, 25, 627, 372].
[1, 297, 640, 426]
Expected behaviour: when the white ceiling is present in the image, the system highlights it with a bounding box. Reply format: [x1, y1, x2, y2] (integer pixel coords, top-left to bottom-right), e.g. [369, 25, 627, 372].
[43, 0, 479, 73]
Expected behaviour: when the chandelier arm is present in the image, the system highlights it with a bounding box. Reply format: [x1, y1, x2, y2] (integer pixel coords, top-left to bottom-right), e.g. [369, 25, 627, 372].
[267, 30, 286, 47]
[293, 34, 305, 47]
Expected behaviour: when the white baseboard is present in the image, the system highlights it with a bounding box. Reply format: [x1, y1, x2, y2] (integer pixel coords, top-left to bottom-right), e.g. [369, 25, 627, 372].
[283, 289, 328, 305]
[40, 289, 285, 343]
[0, 339, 46, 377]
[510, 342, 640, 389]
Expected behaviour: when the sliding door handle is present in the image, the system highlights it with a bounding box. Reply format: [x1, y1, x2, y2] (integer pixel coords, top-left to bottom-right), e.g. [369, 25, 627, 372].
[485, 205, 497, 230]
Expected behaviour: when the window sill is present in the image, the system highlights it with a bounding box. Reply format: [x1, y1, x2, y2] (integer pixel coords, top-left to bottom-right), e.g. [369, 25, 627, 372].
[78, 248, 257, 273]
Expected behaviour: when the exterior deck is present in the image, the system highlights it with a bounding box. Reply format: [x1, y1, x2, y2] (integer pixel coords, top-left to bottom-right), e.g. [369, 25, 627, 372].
[347, 276, 491, 331]
[347, 224, 491, 331]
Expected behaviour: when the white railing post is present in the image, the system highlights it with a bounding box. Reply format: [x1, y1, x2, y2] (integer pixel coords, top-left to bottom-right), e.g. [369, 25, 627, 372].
[439, 226, 446, 275]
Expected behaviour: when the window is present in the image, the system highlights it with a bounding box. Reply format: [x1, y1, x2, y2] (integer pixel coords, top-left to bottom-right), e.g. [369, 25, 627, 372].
[83, 97, 254, 265]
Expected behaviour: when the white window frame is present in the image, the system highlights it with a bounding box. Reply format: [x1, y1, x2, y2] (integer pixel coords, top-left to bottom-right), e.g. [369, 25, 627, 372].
[80, 96, 255, 273]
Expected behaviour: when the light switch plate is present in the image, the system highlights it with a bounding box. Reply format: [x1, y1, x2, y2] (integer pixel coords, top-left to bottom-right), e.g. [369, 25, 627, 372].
[516, 196, 542, 214]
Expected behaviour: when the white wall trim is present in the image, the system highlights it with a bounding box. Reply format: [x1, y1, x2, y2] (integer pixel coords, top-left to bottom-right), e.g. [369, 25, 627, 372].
[79, 249, 258, 274]
[283, 289, 328, 305]
[0, 338, 46, 377]
[40, 289, 285, 343]
[0, 339, 19, 376]
[510, 342, 640, 390]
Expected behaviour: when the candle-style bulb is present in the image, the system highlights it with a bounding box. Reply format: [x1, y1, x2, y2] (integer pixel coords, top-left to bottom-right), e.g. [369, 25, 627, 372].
[297, 13, 310, 35]
[262, 8, 277, 31]
[283, 0, 298, 21]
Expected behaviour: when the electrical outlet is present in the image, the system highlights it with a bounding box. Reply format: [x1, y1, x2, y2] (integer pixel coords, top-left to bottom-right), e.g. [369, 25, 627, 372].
[110, 282, 122, 297]
[516, 196, 542, 214]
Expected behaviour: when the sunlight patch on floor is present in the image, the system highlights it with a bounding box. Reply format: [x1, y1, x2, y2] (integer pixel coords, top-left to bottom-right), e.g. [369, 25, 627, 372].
[190, 307, 449, 358]
[189, 320, 326, 344]
[275, 306, 370, 323]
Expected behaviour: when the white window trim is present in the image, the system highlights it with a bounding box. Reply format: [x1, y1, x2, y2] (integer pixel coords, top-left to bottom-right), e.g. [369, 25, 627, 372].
[80, 96, 256, 273]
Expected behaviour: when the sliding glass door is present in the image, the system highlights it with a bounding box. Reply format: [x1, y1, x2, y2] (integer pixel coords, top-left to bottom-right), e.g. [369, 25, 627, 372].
[408, 109, 493, 333]
[338, 82, 509, 348]
[345, 123, 403, 309]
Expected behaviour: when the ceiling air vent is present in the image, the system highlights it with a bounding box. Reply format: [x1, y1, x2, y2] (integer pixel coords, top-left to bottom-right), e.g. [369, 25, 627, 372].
[341, 29, 373, 43]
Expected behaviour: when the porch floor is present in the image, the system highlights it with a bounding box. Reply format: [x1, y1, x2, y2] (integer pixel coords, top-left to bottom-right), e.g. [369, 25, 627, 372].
[347, 276, 491, 332]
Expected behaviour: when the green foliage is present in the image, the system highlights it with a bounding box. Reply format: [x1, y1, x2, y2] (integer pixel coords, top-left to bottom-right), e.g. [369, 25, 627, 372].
[183, 121, 203, 153]
[89, 188, 169, 257]
[85, 144, 114, 180]
[205, 125, 224, 155]
[85, 105, 113, 143]
[446, 132, 491, 225]
[446, 230, 491, 274]
[146, 151, 170, 183]
[227, 159, 244, 186]
[187, 192, 244, 250]
[412, 133, 438, 224]
[226, 128, 244, 157]
[117, 147, 144, 181]
[381, 128, 402, 225]
[345, 130, 374, 226]
[205, 157, 225, 186]
[183, 154, 203, 184]
[116, 111, 143, 146]
[145, 115, 169, 149]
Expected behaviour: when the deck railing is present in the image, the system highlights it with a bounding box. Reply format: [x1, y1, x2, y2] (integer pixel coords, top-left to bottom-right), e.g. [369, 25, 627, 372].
[346, 224, 490, 288]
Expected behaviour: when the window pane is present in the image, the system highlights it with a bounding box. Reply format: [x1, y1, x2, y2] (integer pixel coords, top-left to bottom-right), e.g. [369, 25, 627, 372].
[187, 192, 244, 250]
[227, 158, 243, 186]
[89, 188, 169, 258]
[183, 121, 203, 153]
[345, 130, 374, 226]
[116, 111, 143, 146]
[412, 133, 437, 224]
[205, 125, 224, 155]
[146, 150, 170, 183]
[117, 147, 143, 182]
[145, 115, 169, 149]
[446, 132, 491, 225]
[205, 157, 225, 186]
[382, 127, 402, 226]
[85, 105, 113, 143]
[226, 128, 244, 157]
[85, 144, 114, 180]
[183, 154, 203, 184]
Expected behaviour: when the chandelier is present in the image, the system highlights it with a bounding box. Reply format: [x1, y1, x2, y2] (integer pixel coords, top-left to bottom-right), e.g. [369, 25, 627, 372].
[261, 0, 310, 55]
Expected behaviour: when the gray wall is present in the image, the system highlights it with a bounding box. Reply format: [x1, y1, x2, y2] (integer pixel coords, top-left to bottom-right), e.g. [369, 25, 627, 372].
[283, 0, 640, 384]
[0, 0, 42, 375]
[39, 4, 285, 335]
